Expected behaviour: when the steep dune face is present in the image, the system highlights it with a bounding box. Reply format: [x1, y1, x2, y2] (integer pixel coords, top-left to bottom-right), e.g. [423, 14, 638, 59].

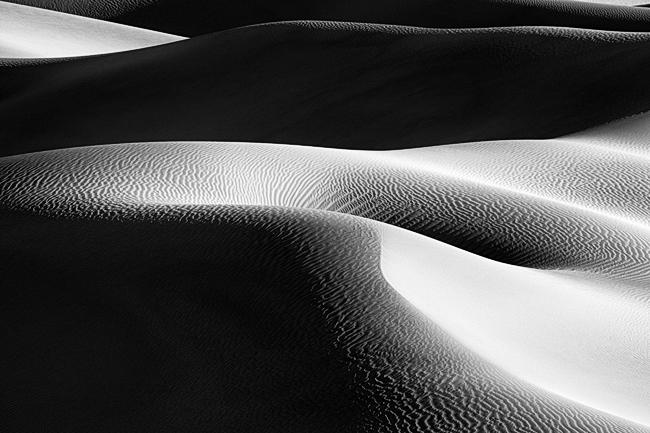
[2, 207, 648, 432]
[5, 0, 650, 35]
[0, 1, 183, 58]
[3, 22, 650, 155]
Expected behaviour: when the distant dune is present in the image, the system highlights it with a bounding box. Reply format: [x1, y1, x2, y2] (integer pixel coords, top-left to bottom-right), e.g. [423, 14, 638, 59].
[5, 0, 650, 35]
[3, 22, 650, 155]
[2, 0, 650, 432]
[0, 2, 182, 58]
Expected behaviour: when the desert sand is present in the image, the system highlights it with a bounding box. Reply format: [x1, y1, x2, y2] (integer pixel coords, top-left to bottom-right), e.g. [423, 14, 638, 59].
[0, 1, 182, 57]
[2, 0, 649, 432]
[3, 22, 650, 155]
[6, 0, 650, 34]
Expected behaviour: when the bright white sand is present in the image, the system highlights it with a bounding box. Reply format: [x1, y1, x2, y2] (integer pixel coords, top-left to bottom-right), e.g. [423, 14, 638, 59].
[0, 1, 184, 58]
[379, 221, 650, 428]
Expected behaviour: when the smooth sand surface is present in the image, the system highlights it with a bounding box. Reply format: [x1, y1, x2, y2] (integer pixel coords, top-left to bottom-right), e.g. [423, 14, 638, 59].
[2, 22, 650, 154]
[5, 0, 650, 35]
[0, 1, 183, 58]
[380, 225, 650, 427]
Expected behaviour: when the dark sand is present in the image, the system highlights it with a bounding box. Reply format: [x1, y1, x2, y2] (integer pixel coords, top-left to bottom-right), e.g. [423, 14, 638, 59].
[7, 0, 650, 35]
[3, 22, 650, 155]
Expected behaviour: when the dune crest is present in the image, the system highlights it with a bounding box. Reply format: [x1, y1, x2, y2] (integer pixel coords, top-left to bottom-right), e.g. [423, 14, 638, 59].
[3, 137, 650, 281]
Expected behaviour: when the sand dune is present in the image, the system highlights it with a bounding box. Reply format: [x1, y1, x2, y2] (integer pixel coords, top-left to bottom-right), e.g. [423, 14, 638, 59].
[381, 225, 650, 427]
[0, 1, 182, 58]
[563, 111, 650, 157]
[1, 206, 647, 432]
[2, 127, 650, 426]
[3, 22, 650, 155]
[6, 0, 650, 35]
[3, 1, 650, 432]
[3, 132, 650, 282]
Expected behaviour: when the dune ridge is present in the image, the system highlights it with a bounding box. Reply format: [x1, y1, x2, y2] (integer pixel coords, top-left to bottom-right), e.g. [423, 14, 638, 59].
[3, 126, 650, 282]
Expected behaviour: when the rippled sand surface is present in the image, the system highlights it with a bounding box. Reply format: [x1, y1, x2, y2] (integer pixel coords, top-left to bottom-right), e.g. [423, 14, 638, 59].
[1, 0, 649, 431]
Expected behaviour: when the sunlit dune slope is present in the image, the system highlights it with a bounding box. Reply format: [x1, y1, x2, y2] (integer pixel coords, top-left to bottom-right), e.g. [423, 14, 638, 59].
[0, 1, 182, 58]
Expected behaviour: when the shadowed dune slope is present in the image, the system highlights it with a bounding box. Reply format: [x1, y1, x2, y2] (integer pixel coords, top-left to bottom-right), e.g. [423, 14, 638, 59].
[6, 0, 650, 35]
[0, 1, 183, 58]
[3, 22, 650, 155]
[2, 206, 648, 432]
